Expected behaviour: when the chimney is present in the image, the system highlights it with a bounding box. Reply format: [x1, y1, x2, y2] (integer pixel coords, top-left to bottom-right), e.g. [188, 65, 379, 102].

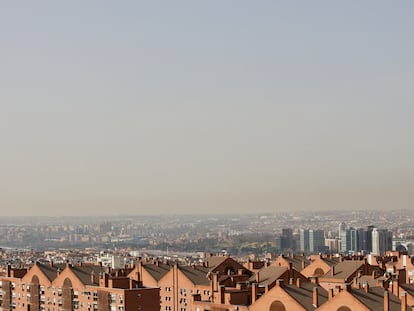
[91, 271, 96, 284]
[393, 278, 399, 296]
[311, 276, 319, 285]
[255, 272, 260, 283]
[328, 288, 334, 300]
[219, 286, 225, 304]
[213, 273, 219, 292]
[353, 277, 360, 289]
[302, 260, 306, 269]
[289, 278, 294, 285]
[289, 262, 293, 279]
[364, 282, 369, 293]
[331, 266, 335, 277]
[312, 287, 319, 307]
[251, 283, 258, 304]
[372, 270, 377, 279]
[401, 292, 407, 311]
[384, 290, 389, 311]
[296, 278, 301, 288]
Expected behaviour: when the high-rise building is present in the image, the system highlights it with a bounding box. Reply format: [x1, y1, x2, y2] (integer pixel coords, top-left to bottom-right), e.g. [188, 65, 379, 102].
[339, 223, 350, 253]
[360, 226, 374, 253]
[299, 229, 310, 253]
[275, 228, 295, 253]
[282, 228, 293, 249]
[309, 229, 325, 253]
[300, 229, 325, 254]
[339, 224, 375, 254]
[372, 228, 393, 255]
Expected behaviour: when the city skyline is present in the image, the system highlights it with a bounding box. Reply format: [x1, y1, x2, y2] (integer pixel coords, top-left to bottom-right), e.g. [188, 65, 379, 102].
[1, 2, 414, 216]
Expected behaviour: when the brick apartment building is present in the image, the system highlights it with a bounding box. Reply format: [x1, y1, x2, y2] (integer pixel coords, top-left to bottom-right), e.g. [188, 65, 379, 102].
[2, 253, 414, 310]
[0, 262, 160, 311]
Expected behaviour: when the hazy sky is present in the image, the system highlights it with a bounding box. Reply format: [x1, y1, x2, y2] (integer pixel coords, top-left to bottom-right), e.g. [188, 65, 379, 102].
[1, 1, 413, 217]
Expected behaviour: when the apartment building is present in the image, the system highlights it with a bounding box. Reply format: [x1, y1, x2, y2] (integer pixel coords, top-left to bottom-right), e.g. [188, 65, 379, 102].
[0, 262, 160, 311]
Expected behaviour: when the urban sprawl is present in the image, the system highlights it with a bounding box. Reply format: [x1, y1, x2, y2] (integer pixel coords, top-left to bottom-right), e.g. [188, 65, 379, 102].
[1, 209, 414, 311]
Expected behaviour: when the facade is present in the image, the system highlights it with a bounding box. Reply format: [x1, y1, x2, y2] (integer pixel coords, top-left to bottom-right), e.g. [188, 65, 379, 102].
[372, 228, 393, 255]
[309, 230, 326, 253]
[3, 252, 414, 311]
[0, 262, 160, 311]
[299, 229, 310, 254]
[275, 228, 295, 253]
[340, 225, 377, 254]
[300, 229, 325, 254]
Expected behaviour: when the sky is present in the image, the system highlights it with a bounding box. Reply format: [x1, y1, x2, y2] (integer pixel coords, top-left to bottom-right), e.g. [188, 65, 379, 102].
[1, 1, 413, 217]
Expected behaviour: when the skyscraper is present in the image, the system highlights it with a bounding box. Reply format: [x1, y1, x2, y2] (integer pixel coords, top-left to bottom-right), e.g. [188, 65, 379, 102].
[339, 223, 350, 253]
[309, 229, 325, 253]
[372, 228, 392, 255]
[300, 229, 310, 253]
[300, 229, 325, 254]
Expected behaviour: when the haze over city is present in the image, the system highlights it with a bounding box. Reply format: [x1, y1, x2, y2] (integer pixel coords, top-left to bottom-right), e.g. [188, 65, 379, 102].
[1, 2, 413, 217]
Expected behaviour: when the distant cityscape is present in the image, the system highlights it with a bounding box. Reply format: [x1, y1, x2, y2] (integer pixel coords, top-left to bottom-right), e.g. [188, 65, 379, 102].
[1, 209, 413, 257]
[1, 209, 414, 310]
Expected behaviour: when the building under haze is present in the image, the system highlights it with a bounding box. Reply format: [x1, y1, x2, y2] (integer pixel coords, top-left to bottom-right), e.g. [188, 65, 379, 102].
[372, 228, 393, 255]
[275, 228, 295, 253]
[299, 229, 325, 254]
[339, 224, 376, 254]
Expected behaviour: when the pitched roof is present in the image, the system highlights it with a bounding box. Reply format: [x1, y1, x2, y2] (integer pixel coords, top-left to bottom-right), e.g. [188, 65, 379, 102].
[284, 283, 328, 311]
[35, 262, 60, 282]
[179, 265, 210, 286]
[143, 262, 170, 281]
[248, 266, 288, 286]
[400, 283, 414, 297]
[206, 256, 228, 270]
[70, 265, 104, 286]
[321, 257, 339, 267]
[356, 273, 389, 288]
[275, 255, 310, 271]
[351, 287, 408, 311]
[322, 260, 364, 280]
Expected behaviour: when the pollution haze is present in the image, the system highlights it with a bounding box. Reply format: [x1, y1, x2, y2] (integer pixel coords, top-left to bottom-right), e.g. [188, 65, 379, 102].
[1, 2, 413, 217]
